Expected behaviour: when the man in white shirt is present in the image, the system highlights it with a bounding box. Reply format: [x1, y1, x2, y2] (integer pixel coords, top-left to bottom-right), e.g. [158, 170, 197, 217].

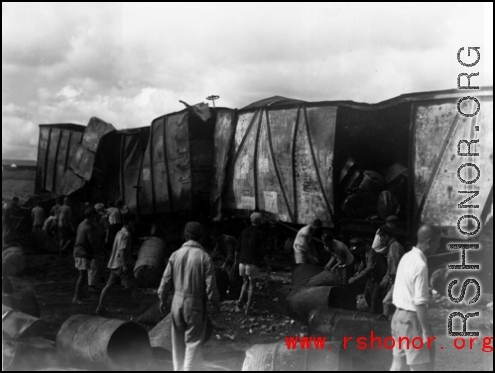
[293, 219, 322, 264]
[390, 224, 440, 371]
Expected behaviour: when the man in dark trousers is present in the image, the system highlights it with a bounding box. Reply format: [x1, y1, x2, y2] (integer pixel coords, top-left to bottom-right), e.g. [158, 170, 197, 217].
[2, 197, 24, 244]
[347, 237, 387, 312]
[157, 222, 220, 371]
[378, 224, 405, 318]
[235, 212, 270, 315]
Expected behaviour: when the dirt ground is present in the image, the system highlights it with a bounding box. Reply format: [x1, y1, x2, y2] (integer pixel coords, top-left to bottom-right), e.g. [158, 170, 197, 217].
[3, 245, 494, 371]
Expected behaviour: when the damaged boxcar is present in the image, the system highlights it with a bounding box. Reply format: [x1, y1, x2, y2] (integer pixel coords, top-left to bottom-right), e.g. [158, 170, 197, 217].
[215, 88, 493, 243]
[34, 88, 493, 248]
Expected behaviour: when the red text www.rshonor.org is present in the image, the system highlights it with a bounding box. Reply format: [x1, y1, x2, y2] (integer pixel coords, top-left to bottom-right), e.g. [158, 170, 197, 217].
[285, 334, 494, 352]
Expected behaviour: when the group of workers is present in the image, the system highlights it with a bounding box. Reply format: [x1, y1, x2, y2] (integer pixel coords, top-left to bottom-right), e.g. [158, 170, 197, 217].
[293, 215, 405, 318]
[3, 193, 440, 371]
[293, 216, 440, 370]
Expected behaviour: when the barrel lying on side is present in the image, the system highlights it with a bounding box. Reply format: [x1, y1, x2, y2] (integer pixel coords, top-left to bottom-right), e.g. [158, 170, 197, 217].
[278, 286, 357, 324]
[291, 264, 323, 287]
[56, 314, 152, 371]
[242, 341, 351, 371]
[330, 318, 393, 371]
[2, 290, 40, 317]
[2, 246, 26, 277]
[149, 313, 212, 353]
[134, 237, 169, 288]
[2, 306, 46, 339]
[308, 307, 388, 338]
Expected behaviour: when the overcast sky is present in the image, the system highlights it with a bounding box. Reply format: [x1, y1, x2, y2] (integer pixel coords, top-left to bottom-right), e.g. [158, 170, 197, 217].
[2, 2, 493, 160]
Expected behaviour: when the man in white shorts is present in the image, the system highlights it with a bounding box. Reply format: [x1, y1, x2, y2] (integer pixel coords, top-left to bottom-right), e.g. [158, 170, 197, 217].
[390, 224, 440, 371]
[234, 212, 268, 315]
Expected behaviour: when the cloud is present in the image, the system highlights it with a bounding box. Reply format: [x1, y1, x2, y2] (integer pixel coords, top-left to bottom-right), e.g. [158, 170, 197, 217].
[2, 3, 493, 160]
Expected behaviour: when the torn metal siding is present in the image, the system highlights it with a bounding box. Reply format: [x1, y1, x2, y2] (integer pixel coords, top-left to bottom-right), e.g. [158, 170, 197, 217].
[35, 124, 85, 195]
[222, 105, 337, 227]
[58, 117, 116, 196]
[91, 127, 150, 211]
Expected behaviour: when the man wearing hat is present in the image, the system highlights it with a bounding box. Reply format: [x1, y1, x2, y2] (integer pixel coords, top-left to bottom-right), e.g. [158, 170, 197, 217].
[157, 222, 220, 371]
[293, 219, 323, 265]
[72, 207, 100, 304]
[234, 212, 269, 315]
[348, 237, 388, 313]
[371, 215, 399, 251]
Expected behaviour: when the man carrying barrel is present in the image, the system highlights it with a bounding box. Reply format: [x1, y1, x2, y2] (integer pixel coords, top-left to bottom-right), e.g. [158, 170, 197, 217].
[389, 225, 439, 371]
[210, 229, 237, 272]
[293, 219, 322, 265]
[322, 231, 355, 285]
[157, 222, 220, 371]
[347, 237, 387, 312]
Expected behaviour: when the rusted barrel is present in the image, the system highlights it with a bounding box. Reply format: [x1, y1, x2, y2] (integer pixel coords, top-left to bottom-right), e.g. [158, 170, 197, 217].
[2, 290, 40, 317]
[343, 170, 363, 193]
[278, 286, 355, 324]
[385, 163, 408, 195]
[56, 314, 152, 371]
[330, 319, 393, 371]
[305, 270, 341, 287]
[136, 294, 173, 327]
[341, 191, 377, 218]
[242, 340, 351, 371]
[359, 170, 385, 192]
[2, 246, 26, 276]
[291, 264, 323, 287]
[2, 306, 46, 338]
[149, 313, 213, 353]
[308, 307, 388, 338]
[134, 237, 169, 288]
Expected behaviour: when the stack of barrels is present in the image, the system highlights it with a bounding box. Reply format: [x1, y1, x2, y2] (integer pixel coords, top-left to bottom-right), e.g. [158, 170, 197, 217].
[340, 160, 408, 220]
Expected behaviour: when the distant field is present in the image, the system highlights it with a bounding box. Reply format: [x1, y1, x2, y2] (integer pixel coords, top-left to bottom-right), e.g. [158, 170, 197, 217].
[2, 170, 36, 201]
[2, 170, 37, 181]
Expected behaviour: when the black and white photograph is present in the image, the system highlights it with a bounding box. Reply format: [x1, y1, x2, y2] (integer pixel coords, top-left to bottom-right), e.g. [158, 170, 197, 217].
[2, 2, 493, 371]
